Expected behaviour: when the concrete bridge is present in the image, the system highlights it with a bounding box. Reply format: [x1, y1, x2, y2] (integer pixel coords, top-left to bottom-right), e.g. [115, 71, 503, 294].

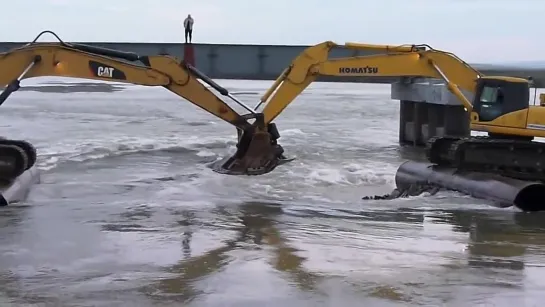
[1, 41, 545, 86]
[1, 41, 544, 146]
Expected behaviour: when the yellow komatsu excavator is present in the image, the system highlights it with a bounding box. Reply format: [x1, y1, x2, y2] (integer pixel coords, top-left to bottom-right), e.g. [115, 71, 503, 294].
[253, 41, 545, 181]
[0, 31, 289, 177]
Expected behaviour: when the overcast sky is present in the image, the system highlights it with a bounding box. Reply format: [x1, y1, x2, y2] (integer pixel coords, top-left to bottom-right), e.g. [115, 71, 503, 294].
[2, 0, 543, 63]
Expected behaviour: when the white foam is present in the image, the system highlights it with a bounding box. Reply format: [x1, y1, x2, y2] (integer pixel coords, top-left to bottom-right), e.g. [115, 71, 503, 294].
[297, 161, 397, 188]
[35, 134, 235, 171]
[14, 79, 483, 207]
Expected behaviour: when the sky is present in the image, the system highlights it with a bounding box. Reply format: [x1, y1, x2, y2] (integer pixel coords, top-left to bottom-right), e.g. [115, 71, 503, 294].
[2, 0, 544, 63]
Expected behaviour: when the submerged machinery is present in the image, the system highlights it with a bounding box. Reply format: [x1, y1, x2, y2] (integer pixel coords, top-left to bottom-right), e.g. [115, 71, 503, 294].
[0, 138, 40, 205]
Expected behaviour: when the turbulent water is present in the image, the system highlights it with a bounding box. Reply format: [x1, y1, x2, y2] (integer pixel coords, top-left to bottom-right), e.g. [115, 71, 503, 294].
[0, 78, 544, 307]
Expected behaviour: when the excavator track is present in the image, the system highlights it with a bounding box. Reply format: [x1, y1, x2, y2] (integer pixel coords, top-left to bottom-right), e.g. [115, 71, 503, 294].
[426, 136, 545, 182]
[0, 138, 37, 181]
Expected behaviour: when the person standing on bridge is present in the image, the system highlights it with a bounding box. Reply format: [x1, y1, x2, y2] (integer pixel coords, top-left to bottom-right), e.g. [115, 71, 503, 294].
[184, 14, 194, 43]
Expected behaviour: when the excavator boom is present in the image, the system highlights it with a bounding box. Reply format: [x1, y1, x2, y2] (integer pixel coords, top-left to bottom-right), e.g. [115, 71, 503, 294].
[0, 30, 289, 176]
[257, 40, 545, 182]
[258, 41, 482, 125]
[0, 39, 248, 128]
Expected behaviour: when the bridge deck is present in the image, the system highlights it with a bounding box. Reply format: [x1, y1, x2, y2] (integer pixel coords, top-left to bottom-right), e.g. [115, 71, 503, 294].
[1, 41, 544, 87]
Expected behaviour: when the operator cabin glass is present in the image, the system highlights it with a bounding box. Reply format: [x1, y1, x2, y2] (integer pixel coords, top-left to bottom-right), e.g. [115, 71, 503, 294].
[478, 86, 503, 121]
[475, 79, 530, 122]
[480, 86, 499, 104]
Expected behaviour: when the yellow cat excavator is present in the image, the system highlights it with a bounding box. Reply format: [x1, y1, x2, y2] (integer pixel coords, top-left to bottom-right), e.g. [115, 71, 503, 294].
[0, 30, 288, 178]
[254, 41, 545, 181]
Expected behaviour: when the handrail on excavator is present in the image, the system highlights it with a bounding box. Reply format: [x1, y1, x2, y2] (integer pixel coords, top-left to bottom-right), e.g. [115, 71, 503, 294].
[344, 42, 426, 52]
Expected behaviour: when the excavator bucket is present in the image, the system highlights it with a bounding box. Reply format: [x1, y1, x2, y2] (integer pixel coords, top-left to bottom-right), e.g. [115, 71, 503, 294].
[211, 123, 293, 176]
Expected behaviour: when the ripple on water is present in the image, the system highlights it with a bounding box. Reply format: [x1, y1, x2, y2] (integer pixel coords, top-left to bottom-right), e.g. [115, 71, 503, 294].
[0, 80, 544, 306]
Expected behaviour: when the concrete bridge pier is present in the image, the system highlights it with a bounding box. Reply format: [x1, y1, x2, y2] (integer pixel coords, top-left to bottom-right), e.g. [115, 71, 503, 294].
[392, 79, 470, 146]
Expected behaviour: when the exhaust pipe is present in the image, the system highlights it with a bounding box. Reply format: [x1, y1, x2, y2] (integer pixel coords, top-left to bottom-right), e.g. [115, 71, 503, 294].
[395, 161, 545, 212]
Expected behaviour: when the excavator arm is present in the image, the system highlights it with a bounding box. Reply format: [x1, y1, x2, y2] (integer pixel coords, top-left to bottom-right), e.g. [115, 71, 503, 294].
[257, 40, 545, 182]
[257, 41, 483, 125]
[0, 31, 288, 176]
[0, 34, 250, 129]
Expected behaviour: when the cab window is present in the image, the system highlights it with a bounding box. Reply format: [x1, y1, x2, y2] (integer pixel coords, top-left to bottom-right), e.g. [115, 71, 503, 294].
[479, 86, 504, 105]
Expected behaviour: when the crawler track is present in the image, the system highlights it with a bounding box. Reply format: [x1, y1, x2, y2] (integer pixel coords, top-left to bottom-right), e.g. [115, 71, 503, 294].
[0, 139, 37, 181]
[426, 136, 545, 182]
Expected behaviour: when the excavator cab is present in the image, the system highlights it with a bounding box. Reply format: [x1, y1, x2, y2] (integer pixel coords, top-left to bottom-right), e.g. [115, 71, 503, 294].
[472, 76, 530, 123]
